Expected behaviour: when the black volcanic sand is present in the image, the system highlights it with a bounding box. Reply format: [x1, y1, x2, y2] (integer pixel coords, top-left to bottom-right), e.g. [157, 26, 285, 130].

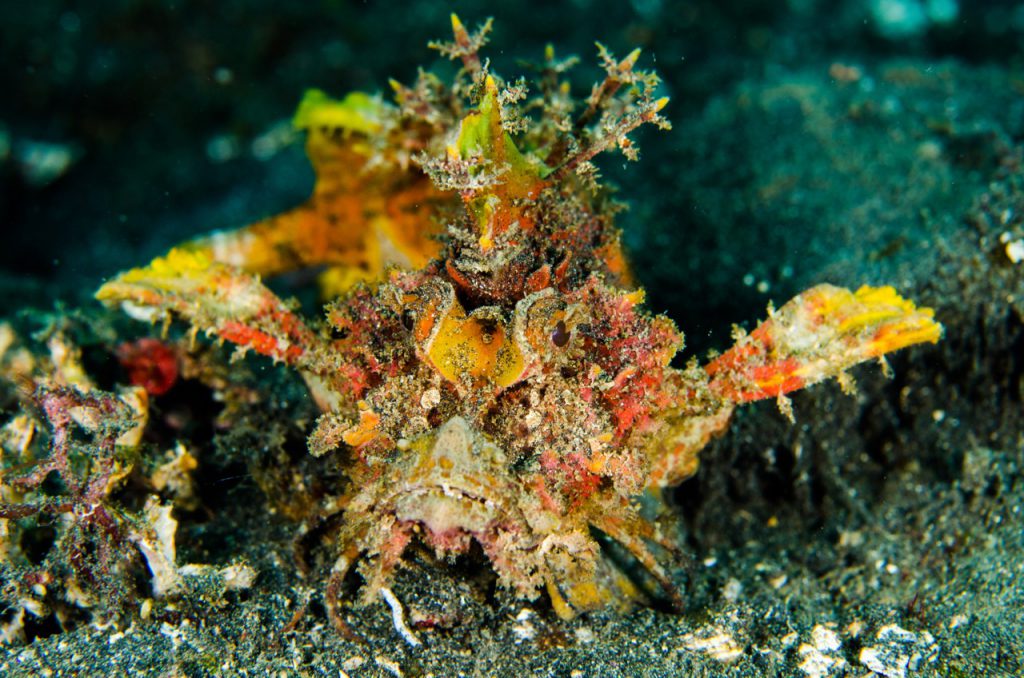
[2, 1, 1023, 676]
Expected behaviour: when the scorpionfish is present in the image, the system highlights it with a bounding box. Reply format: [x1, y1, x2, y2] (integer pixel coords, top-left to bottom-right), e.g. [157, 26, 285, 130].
[97, 16, 941, 620]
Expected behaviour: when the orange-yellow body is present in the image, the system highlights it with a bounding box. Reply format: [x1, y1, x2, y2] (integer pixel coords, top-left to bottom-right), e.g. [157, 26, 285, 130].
[185, 90, 452, 296]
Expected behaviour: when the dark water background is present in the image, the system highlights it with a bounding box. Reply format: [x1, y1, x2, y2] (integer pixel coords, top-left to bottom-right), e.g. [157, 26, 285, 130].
[3, 0, 1021, 353]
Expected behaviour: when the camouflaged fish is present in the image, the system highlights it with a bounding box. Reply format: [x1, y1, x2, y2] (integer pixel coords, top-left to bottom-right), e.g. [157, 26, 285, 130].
[97, 15, 941, 621]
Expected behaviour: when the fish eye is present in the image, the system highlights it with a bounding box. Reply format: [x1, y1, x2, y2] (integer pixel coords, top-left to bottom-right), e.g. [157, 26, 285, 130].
[401, 309, 417, 331]
[550, 319, 570, 347]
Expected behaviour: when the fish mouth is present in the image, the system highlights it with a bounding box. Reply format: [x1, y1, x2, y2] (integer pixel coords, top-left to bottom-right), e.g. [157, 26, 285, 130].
[387, 416, 515, 536]
[400, 482, 497, 507]
[392, 479, 504, 537]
